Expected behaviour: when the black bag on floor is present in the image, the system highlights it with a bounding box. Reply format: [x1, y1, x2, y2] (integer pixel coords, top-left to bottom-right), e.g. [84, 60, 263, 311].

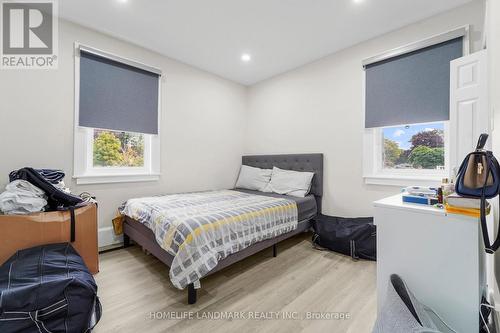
[0, 243, 101, 333]
[312, 215, 376, 260]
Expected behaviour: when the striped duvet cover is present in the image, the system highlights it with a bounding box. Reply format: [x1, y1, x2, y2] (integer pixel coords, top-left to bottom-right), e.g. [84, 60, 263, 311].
[120, 190, 298, 289]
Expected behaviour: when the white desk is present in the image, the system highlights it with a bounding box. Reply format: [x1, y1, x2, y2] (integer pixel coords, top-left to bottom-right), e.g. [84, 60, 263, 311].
[374, 194, 489, 333]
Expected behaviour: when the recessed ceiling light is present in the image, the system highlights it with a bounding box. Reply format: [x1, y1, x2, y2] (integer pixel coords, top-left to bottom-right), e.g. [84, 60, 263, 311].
[353, 0, 364, 3]
[241, 53, 251, 62]
[117, 0, 128, 3]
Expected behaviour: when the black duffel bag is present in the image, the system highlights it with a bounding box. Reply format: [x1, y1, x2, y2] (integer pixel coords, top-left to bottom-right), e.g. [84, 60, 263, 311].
[312, 215, 376, 261]
[0, 243, 101, 333]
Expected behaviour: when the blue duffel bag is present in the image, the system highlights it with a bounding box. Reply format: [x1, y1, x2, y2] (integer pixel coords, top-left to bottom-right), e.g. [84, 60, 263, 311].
[0, 243, 101, 333]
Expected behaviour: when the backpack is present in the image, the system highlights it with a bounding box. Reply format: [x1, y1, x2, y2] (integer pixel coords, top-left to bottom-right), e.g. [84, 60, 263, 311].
[312, 215, 376, 261]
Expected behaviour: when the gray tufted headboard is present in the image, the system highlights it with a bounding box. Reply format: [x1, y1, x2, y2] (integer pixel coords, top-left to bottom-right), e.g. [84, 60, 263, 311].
[242, 153, 324, 213]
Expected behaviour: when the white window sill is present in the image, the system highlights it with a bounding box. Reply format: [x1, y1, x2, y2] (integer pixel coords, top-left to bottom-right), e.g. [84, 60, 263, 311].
[74, 173, 160, 185]
[364, 174, 443, 187]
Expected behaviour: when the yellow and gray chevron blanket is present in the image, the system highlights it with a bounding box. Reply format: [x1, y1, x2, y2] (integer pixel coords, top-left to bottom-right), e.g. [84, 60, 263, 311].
[120, 190, 298, 289]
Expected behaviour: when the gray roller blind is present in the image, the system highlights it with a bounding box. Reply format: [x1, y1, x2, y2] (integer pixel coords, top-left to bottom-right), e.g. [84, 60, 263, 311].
[79, 50, 160, 134]
[364, 37, 463, 128]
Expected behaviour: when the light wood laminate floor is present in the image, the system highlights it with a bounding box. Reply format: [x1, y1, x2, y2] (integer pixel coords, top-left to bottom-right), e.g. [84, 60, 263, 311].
[94, 232, 377, 333]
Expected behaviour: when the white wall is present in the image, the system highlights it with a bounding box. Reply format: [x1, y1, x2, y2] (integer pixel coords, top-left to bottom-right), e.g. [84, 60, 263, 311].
[0, 20, 247, 244]
[244, 1, 485, 217]
[486, 0, 500, 293]
[489, 4, 500, 162]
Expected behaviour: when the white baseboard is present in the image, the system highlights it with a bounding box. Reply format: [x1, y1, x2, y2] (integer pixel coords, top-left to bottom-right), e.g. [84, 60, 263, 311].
[98, 226, 123, 248]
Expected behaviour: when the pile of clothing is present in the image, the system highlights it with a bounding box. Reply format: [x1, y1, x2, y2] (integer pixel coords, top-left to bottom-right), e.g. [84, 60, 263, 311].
[0, 180, 47, 214]
[0, 168, 91, 215]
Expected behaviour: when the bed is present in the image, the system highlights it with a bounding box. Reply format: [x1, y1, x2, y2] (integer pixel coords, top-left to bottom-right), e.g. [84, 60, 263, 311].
[121, 153, 323, 304]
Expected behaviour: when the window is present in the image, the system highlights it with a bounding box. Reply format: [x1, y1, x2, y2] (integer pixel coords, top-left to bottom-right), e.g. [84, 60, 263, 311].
[382, 122, 445, 171]
[363, 27, 468, 186]
[74, 44, 161, 184]
[93, 129, 145, 168]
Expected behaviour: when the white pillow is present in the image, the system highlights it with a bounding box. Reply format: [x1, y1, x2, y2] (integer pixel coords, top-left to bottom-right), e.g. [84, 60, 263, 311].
[235, 165, 272, 191]
[265, 167, 314, 197]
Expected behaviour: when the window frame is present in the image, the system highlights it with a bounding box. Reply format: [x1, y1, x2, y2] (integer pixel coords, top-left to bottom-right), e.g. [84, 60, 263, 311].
[73, 43, 161, 185]
[362, 26, 470, 187]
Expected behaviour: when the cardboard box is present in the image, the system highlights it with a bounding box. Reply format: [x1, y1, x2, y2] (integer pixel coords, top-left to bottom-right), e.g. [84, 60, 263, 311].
[0, 203, 99, 274]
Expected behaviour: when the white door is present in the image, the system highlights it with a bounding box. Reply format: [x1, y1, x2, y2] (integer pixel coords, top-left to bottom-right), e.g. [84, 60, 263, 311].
[450, 49, 495, 317]
[449, 49, 490, 171]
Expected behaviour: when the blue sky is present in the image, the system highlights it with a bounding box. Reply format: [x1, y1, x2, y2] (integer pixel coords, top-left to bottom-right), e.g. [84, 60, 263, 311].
[383, 123, 444, 150]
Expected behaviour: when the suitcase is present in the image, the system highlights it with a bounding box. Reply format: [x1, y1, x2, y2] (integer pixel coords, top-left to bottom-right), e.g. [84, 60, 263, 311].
[0, 243, 101, 333]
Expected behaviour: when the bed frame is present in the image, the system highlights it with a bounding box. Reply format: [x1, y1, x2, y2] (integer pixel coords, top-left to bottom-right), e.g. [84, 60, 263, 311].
[123, 153, 323, 304]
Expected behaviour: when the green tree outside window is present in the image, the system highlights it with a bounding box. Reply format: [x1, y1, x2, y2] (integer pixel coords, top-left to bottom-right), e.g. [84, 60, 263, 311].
[93, 130, 144, 167]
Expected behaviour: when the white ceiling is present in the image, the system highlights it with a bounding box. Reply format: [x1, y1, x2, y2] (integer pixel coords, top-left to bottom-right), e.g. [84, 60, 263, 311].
[60, 0, 474, 85]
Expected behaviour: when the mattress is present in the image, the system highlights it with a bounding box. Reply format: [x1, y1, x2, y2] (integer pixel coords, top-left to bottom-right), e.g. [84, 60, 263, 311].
[234, 188, 317, 221]
[120, 190, 299, 289]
